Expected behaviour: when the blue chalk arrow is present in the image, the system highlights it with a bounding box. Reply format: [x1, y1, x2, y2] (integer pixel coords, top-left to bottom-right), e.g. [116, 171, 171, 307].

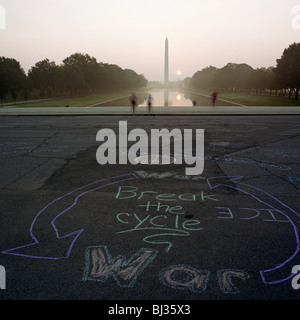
[2, 173, 138, 260]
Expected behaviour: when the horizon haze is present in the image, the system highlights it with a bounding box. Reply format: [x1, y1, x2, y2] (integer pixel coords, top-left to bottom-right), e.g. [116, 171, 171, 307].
[0, 0, 300, 82]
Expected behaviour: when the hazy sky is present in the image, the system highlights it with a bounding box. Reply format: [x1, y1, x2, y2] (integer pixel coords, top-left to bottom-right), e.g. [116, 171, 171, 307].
[0, 0, 300, 81]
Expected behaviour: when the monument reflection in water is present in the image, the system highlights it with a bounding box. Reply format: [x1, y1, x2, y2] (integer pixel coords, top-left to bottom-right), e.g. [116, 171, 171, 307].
[140, 89, 193, 107]
[139, 37, 193, 107]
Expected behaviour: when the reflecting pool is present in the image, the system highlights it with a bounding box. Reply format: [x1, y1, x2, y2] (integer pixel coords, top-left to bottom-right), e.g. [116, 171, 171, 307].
[139, 88, 195, 107]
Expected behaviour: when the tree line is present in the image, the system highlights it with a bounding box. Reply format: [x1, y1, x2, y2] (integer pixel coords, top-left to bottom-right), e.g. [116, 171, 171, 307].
[186, 42, 300, 100]
[0, 53, 148, 102]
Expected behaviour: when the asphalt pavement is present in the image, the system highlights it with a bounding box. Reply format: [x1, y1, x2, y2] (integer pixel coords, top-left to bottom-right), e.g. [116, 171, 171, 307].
[0, 110, 300, 303]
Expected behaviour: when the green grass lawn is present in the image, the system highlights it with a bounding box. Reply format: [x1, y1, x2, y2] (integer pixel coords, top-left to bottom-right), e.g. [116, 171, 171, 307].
[3, 88, 300, 108]
[8, 88, 152, 108]
[191, 90, 300, 106]
[5, 90, 143, 108]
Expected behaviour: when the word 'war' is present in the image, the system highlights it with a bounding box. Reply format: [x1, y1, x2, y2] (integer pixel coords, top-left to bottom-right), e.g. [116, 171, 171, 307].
[96, 121, 204, 175]
[83, 246, 250, 295]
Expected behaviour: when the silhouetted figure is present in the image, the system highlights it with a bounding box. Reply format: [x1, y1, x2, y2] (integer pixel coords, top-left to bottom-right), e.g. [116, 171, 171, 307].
[129, 93, 137, 114]
[211, 91, 218, 106]
[146, 94, 153, 115]
[192, 99, 197, 106]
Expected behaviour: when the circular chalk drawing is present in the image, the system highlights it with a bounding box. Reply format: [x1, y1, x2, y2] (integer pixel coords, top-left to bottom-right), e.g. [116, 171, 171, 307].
[2, 173, 300, 287]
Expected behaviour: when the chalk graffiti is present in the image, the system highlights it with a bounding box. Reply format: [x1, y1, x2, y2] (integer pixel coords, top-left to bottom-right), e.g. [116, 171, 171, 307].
[115, 206, 290, 253]
[116, 210, 202, 253]
[134, 170, 206, 181]
[114, 184, 293, 253]
[114, 176, 299, 285]
[2, 173, 138, 259]
[159, 265, 210, 293]
[115, 186, 218, 252]
[217, 269, 250, 294]
[215, 207, 290, 223]
[207, 176, 300, 285]
[3, 169, 298, 292]
[160, 266, 250, 295]
[159, 265, 250, 294]
[115, 186, 219, 202]
[82, 247, 250, 295]
[289, 176, 300, 184]
[82, 245, 158, 287]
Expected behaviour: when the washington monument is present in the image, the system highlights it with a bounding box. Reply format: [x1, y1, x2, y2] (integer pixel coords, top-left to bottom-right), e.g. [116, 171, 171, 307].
[164, 37, 169, 85]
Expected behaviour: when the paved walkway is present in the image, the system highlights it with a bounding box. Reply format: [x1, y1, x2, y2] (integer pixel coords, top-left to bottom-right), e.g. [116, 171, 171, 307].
[1, 105, 300, 115]
[1, 115, 300, 300]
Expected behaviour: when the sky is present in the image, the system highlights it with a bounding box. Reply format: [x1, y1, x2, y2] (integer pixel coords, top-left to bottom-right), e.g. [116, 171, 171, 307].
[0, 0, 300, 82]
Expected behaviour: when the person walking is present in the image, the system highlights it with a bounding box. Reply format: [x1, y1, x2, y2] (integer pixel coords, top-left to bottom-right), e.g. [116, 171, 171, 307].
[146, 94, 153, 115]
[129, 93, 137, 114]
[211, 91, 218, 106]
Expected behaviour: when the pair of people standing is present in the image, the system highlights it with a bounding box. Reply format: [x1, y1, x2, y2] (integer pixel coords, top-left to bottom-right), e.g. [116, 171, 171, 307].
[129, 93, 153, 115]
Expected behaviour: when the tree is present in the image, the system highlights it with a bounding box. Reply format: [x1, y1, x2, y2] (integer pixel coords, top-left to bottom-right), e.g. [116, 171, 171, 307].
[28, 59, 60, 97]
[138, 73, 148, 88]
[247, 67, 276, 94]
[124, 69, 148, 89]
[215, 63, 253, 91]
[1, 53, 148, 101]
[62, 64, 87, 95]
[22, 77, 31, 100]
[0, 57, 26, 102]
[275, 42, 300, 99]
[191, 66, 217, 90]
[62, 53, 98, 94]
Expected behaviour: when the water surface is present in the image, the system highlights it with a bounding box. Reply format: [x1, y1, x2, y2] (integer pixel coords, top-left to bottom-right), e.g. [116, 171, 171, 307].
[139, 89, 194, 107]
